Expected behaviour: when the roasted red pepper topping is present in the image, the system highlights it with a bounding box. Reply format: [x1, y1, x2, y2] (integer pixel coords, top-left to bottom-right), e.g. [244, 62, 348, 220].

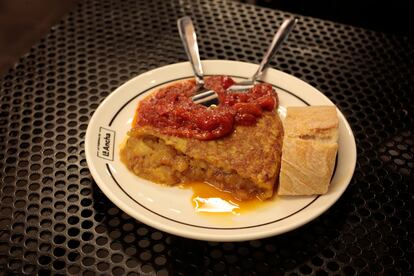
[134, 76, 278, 140]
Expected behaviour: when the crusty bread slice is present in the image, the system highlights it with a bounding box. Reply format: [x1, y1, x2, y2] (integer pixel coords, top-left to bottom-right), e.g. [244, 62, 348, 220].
[278, 106, 339, 195]
[283, 106, 338, 142]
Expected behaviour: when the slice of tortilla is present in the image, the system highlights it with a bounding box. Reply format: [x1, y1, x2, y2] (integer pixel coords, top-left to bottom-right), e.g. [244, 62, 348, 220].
[121, 111, 283, 200]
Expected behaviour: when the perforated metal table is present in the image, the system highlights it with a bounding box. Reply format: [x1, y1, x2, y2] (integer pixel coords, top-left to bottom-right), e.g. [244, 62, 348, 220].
[1, 0, 413, 275]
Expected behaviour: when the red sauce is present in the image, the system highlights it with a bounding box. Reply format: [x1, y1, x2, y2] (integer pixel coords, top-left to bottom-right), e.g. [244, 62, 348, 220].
[134, 76, 278, 140]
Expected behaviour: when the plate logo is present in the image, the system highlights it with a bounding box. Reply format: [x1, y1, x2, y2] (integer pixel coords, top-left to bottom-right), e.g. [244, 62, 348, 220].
[97, 127, 116, 161]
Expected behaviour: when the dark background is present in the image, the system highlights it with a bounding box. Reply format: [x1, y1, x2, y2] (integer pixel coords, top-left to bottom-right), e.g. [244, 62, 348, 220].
[0, 0, 412, 77]
[247, 0, 412, 37]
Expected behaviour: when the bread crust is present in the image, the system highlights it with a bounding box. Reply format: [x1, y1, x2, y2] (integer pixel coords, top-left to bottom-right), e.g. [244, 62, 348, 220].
[278, 106, 339, 195]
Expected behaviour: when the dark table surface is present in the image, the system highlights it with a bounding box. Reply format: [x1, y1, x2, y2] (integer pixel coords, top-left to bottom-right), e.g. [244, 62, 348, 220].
[1, 0, 413, 275]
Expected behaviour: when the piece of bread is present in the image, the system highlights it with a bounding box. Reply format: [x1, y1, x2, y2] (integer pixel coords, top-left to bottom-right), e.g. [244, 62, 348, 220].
[278, 106, 339, 195]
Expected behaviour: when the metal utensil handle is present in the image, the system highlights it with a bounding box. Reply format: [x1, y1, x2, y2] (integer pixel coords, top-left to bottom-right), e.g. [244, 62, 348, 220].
[177, 16, 204, 86]
[252, 17, 298, 82]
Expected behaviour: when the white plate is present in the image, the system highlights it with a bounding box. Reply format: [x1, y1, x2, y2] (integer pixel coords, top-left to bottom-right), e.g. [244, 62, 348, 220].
[85, 60, 356, 242]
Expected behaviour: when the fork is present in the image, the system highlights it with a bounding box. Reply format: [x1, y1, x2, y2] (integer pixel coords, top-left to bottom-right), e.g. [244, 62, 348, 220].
[177, 16, 212, 102]
[192, 17, 298, 105]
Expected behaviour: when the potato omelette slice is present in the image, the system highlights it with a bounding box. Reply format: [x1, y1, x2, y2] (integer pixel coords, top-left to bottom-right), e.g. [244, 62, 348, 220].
[121, 111, 283, 200]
